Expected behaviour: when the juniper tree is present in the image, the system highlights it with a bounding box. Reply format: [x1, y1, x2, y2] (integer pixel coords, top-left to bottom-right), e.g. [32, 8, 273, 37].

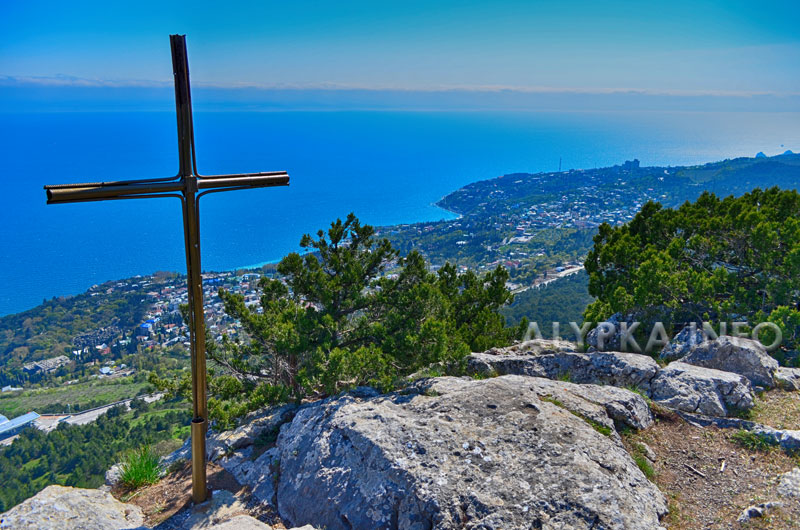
[178, 213, 521, 426]
[584, 187, 800, 361]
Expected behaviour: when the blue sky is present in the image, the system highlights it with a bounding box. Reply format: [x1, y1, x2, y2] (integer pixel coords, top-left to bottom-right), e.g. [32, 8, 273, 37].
[1, 0, 798, 95]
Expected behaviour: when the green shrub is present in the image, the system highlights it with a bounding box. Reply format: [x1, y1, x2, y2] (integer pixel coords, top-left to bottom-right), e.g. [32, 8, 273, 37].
[148, 214, 519, 429]
[730, 429, 776, 452]
[584, 188, 800, 355]
[119, 445, 161, 490]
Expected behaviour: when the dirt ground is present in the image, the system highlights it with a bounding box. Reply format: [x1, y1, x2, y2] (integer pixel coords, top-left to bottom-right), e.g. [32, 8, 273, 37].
[115, 461, 286, 529]
[624, 395, 800, 529]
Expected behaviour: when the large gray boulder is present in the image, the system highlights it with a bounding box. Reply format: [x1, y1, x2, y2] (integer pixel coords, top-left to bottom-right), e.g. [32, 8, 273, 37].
[660, 325, 708, 362]
[468, 341, 659, 392]
[649, 362, 754, 417]
[585, 313, 627, 352]
[681, 336, 778, 388]
[775, 366, 800, 391]
[0, 485, 145, 529]
[265, 375, 666, 530]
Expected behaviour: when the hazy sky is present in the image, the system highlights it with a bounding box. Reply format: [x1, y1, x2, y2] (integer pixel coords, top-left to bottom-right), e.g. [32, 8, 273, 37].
[1, 0, 798, 95]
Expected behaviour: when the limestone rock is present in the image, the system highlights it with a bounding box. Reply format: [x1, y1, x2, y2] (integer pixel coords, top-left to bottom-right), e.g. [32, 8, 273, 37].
[161, 437, 191, 469]
[681, 336, 778, 388]
[182, 489, 249, 529]
[103, 463, 122, 490]
[766, 429, 800, 453]
[637, 442, 657, 462]
[200, 514, 315, 529]
[585, 313, 628, 352]
[468, 344, 659, 392]
[778, 468, 800, 498]
[747, 427, 800, 453]
[512, 377, 654, 432]
[0, 485, 145, 530]
[775, 366, 800, 391]
[206, 515, 272, 529]
[660, 325, 708, 362]
[243, 447, 281, 507]
[207, 404, 297, 462]
[266, 375, 666, 530]
[674, 411, 800, 454]
[649, 362, 754, 417]
[737, 501, 783, 523]
[484, 338, 578, 355]
[162, 403, 297, 471]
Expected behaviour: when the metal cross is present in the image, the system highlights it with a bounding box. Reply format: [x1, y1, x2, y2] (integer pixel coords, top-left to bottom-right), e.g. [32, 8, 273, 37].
[43, 35, 289, 504]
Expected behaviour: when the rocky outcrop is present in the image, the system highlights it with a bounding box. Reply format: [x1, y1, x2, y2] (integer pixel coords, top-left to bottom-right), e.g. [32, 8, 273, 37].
[515, 377, 654, 432]
[0, 485, 145, 529]
[484, 338, 578, 355]
[259, 375, 666, 530]
[675, 409, 800, 453]
[468, 341, 659, 391]
[585, 313, 627, 352]
[649, 362, 754, 417]
[680, 336, 778, 388]
[163, 403, 298, 469]
[103, 463, 122, 490]
[776, 366, 800, 391]
[468, 339, 759, 418]
[660, 325, 708, 362]
[206, 404, 298, 462]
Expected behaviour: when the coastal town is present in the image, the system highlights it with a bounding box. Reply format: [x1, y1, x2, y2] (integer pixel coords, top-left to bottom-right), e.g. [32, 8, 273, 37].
[0, 271, 268, 443]
[380, 159, 675, 277]
[75, 270, 268, 358]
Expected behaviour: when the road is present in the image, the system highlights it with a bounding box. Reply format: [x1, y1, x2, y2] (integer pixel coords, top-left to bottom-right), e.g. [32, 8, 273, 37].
[512, 265, 583, 295]
[0, 393, 166, 445]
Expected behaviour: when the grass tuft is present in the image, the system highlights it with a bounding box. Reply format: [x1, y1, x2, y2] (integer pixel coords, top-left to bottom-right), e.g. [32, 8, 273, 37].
[470, 367, 499, 380]
[624, 385, 646, 397]
[540, 395, 612, 436]
[584, 417, 613, 437]
[633, 453, 656, 479]
[730, 429, 776, 452]
[629, 441, 656, 480]
[540, 395, 565, 408]
[556, 371, 573, 383]
[119, 445, 161, 490]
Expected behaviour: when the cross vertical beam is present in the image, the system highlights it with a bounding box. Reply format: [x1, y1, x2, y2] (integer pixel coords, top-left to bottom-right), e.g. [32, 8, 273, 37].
[171, 34, 208, 503]
[43, 35, 290, 505]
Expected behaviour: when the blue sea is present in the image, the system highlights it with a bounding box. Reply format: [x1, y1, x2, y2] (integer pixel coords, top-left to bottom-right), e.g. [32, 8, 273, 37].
[1, 109, 798, 316]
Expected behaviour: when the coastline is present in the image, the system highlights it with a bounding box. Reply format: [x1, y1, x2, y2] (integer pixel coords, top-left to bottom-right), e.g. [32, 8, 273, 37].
[0, 196, 467, 318]
[4, 150, 798, 318]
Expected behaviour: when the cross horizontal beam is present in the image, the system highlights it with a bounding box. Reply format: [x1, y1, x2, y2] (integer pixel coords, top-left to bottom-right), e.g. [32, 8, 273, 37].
[44, 171, 289, 204]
